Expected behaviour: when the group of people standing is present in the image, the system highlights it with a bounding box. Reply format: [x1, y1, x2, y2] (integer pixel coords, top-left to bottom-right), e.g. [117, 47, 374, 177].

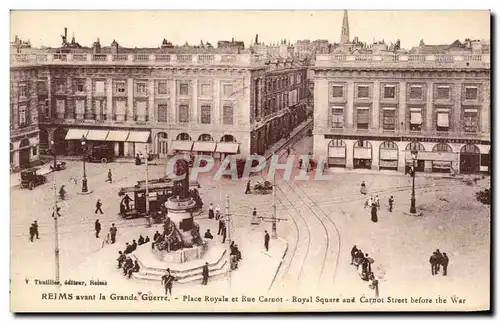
[207, 203, 228, 243]
[350, 245, 379, 297]
[429, 249, 450, 276]
[362, 184, 396, 223]
[28, 221, 39, 242]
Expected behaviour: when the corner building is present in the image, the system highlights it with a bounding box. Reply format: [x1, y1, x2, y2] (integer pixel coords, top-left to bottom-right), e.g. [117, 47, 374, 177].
[10, 50, 308, 166]
[312, 53, 491, 174]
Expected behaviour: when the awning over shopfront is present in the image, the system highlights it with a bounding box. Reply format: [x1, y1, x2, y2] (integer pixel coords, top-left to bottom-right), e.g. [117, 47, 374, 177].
[215, 142, 240, 154]
[192, 141, 217, 152]
[86, 130, 109, 141]
[126, 131, 151, 143]
[104, 130, 130, 142]
[65, 129, 89, 140]
[171, 140, 194, 151]
[405, 151, 458, 162]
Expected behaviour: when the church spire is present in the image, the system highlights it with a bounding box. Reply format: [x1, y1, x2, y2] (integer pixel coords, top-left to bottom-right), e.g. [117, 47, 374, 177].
[341, 10, 350, 44]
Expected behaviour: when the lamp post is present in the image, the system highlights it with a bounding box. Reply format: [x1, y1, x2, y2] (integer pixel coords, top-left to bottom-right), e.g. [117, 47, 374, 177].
[80, 135, 88, 193]
[50, 140, 56, 170]
[409, 149, 418, 214]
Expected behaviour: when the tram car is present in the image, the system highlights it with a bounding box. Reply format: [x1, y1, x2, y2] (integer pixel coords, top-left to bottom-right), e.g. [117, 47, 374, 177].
[118, 176, 201, 222]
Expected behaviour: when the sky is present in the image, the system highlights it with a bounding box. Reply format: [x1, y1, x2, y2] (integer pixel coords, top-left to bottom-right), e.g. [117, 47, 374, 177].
[10, 10, 490, 49]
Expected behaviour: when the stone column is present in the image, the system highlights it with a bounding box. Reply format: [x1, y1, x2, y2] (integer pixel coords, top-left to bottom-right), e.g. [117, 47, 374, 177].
[398, 81, 406, 131]
[148, 79, 155, 123]
[66, 76, 74, 119]
[371, 140, 381, 170]
[481, 81, 490, 133]
[424, 160, 432, 173]
[127, 78, 134, 122]
[425, 81, 433, 131]
[170, 80, 176, 124]
[192, 79, 198, 123]
[453, 81, 462, 133]
[86, 77, 93, 119]
[346, 80, 355, 128]
[106, 78, 113, 121]
[397, 141, 407, 173]
[214, 80, 221, 125]
[372, 80, 380, 130]
[345, 139, 354, 169]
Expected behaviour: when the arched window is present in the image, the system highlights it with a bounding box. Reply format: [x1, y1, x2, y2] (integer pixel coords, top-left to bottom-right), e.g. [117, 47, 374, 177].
[176, 133, 191, 141]
[380, 141, 398, 149]
[198, 134, 213, 141]
[354, 140, 372, 148]
[328, 139, 346, 147]
[221, 134, 236, 142]
[461, 144, 480, 154]
[432, 142, 453, 152]
[405, 142, 425, 151]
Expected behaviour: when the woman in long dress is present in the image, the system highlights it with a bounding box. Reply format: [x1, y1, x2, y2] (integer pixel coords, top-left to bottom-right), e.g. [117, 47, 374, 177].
[371, 203, 378, 223]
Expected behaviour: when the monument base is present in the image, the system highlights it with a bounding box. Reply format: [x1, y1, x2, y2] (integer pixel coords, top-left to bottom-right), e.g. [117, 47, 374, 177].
[152, 242, 209, 263]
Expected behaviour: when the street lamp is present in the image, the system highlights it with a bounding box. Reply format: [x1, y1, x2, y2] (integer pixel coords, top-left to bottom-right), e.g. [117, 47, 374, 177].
[409, 149, 418, 214]
[80, 135, 88, 193]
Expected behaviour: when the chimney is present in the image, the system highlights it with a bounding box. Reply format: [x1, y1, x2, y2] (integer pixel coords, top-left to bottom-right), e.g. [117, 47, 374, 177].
[232, 37, 234, 43]
[64, 27, 67, 39]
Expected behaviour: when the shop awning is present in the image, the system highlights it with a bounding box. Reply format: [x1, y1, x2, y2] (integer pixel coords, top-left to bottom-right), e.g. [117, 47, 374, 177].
[65, 129, 89, 140]
[126, 131, 151, 143]
[215, 142, 240, 154]
[86, 130, 109, 141]
[104, 130, 130, 142]
[192, 141, 217, 152]
[171, 140, 194, 151]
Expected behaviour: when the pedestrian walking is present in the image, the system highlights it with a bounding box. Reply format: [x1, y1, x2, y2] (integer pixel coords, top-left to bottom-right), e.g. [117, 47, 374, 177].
[350, 245, 359, 265]
[286, 147, 291, 157]
[95, 219, 101, 238]
[264, 230, 270, 251]
[388, 196, 394, 212]
[442, 253, 449, 276]
[370, 203, 378, 223]
[435, 249, 443, 274]
[29, 224, 35, 242]
[374, 195, 380, 209]
[245, 180, 251, 194]
[429, 252, 438, 276]
[215, 205, 221, 220]
[33, 220, 39, 239]
[105, 169, 113, 183]
[161, 269, 175, 296]
[251, 207, 259, 225]
[95, 199, 103, 214]
[208, 203, 214, 219]
[221, 222, 227, 244]
[122, 194, 132, 211]
[218, 216, 225, 235]
[110, 223, 117, 244]
[202, 262, 209, 285]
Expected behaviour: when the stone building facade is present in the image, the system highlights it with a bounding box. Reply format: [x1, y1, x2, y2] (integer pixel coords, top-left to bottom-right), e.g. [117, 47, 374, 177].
[312, 54, 491, 174]
[10, 50, 308, 166]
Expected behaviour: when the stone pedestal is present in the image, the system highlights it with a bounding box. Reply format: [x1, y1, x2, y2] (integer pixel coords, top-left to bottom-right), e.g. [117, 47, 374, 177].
[152, 242, 209, 263]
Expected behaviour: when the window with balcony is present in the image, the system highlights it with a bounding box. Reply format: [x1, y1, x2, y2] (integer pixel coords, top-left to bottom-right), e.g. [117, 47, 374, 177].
[158, 81, 168, 95]
[157, 104, 168, 122]
[223, 105, 234, 125]
[19, 106, 26, 126]
[357, 86, 369, 98]
[179, 104, 189, 123]
[382, 109, 396, 130]
[436, 112, 450, 132]
[463, 110, 479, 132]
[19, 83, 27, 98]
[179, 83, 189, 95]
[136, 82, 147, 94]
[200, 84, 211, 96]
[200, 105, 211, 124]
[409, 85, 423, 100]
[331, 107, 344, 128]
[116, 81, 126, 94]
[465, 87, 478, 100]
[409, 110, 422, 131]
[383, 86, 396, 99]
[356, 108, 369, 129]
[95, 80, 105, 94]
[332, 85, 343, 98]
[223, 84, 234, 97]
[436, 86, 450, 99]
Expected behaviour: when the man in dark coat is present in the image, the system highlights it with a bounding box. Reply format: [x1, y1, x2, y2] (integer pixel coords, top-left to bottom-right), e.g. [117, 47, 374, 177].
[264, 230, 270, 251]
[29, 224, 35, 242]
[95, 199, 103, 214]
[350, 245, 359, 265]
[201, 262, 209, 285]
[110, 224, 117, 244]
[124, 242, 132, 254]
[122, 194, 132, 211]
[442, 253, 449, 276]
[127, 260, 140, 278]
[33, 221, 39, 239]
[117, 251, 126, 268]
[138, 235, 145, 245]
[161, 269, 176, 296]
[105, 169, 113, 183]
[245, 180, 251, 194]
[388, 196, 394, 212]
[131, 240, 138, 252]
[153, 231, 161, 242]
[371, 203, 378, 223]
[435, 249, 443, 273]
[95, 219, 101, 238]
[221, 223, 227, 244]
[204, 229, 213, 239]
[122, 257, 133, 276]
[218, 217, 225, 235]
[429, 252, 438, 275]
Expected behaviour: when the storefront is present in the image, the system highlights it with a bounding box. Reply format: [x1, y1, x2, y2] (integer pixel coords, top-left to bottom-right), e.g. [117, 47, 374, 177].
[353, 140, 372, 169]
[327, 139, 346, 168]
[379, 141, 398, 170]
[431, 143, 455, 173]
[192, 141, 217, 156]
[171, 140, 194, 156]
[405, 142, 425, 172]
[126, 131, 151, 158]
[64, 129, 89, 155]
[104, 130, 129, 157]
[460, 144, 481, 174]
[215, 142, 240, 160]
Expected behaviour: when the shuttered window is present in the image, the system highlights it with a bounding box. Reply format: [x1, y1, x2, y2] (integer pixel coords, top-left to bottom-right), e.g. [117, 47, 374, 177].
[179, 105, 189, 123]
[331, 108, 344, 128]
[356, 109, 369, 129]
[157, 104, 168, 122]
[223, 105, 234, 125]
[382, 109, 395, 130]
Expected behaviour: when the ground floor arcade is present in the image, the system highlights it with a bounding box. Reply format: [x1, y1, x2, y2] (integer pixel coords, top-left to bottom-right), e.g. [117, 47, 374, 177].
[10, 131, 40, 171]
[313, 134, 490, 175]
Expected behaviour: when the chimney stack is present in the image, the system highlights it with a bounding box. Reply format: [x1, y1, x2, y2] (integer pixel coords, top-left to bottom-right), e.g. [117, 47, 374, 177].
[64, 27, 67, 39]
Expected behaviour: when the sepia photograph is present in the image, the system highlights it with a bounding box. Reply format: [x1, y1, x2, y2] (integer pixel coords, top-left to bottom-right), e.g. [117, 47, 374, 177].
[9, 9, 491, 312]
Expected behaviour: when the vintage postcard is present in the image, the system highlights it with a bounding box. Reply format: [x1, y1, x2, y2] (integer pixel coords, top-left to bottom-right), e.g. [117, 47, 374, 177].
[9, 10, 491, 312]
